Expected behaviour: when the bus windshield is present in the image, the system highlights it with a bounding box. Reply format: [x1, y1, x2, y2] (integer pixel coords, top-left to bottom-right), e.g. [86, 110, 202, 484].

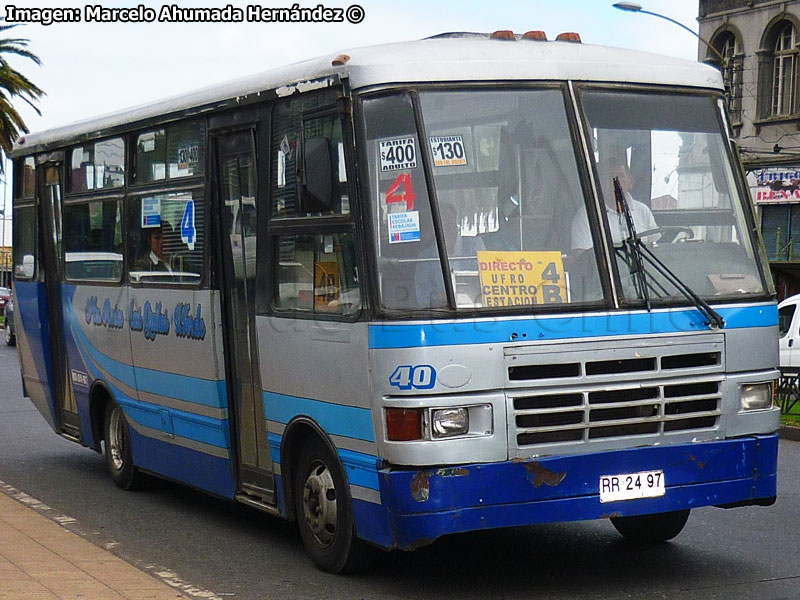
[579, 89, 768, 304]
[362, 87, 768, 312]
[363, 88, 605, 311]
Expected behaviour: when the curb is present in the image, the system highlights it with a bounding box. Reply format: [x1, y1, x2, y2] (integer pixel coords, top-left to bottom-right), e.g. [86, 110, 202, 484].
[779, 425, 800, 441]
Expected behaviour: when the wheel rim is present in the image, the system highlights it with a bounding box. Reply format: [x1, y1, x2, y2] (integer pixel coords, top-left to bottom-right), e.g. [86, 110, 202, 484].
[301, 459, 338, 548]
[108, 407, 126, 471]
[5, 324, 10, 344]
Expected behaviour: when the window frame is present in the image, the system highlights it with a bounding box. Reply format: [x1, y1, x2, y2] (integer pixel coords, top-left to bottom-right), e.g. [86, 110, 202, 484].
[131, 119, 207, 187]
[62, 193, 126, 285]
[710, 30, 744, 125]
[575, 82, 774, 307]
[67, 136, 126, 194]
[12, 200, 37, 282]
[772, 21, 798, 117]
[266, 90, 365, 322]
[125, 183, 208, 289]
[355, 82, 617, 320]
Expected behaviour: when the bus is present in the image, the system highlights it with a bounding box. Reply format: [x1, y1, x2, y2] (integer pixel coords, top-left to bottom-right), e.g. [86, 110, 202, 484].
[10, 31, 780, 573]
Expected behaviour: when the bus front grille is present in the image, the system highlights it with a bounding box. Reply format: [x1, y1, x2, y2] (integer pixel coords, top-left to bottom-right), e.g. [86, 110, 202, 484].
[511, 378, 721, 449]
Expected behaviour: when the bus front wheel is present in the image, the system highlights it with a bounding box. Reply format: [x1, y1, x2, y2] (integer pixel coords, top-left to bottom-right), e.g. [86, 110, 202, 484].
[104, 402, 143, 490]
[294, 437, 369, 573]
[611, 509, 690, 542]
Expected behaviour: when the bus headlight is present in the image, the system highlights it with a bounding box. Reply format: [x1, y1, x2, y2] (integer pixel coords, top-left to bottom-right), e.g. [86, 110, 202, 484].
[740, 382, 774, 411]
[431, 408, 469, 438]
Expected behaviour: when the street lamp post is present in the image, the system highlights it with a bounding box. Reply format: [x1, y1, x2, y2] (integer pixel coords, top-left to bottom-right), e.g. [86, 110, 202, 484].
[612, 2, 726, 64]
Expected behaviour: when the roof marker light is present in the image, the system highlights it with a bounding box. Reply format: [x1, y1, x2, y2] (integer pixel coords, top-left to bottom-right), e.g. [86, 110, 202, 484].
[490, 30, 517, 40]
[332, 54, 350, 66]
[555, 32, 581, 43]
[522, 31, 547, 41]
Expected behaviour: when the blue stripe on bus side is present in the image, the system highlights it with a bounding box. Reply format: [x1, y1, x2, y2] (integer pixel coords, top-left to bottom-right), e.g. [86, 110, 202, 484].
[368, 304, 778, 349]
[264, 392, 375, 443]
[268, 432, 380, 492]
[128, 398, 230, 449]
[65, 294, 226, 409]
[73, 336, 230, 449]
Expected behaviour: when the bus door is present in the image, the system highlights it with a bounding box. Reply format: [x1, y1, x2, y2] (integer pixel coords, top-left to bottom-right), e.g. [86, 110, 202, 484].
[213, 129, 273, 500]
[38, 159, 80, 435]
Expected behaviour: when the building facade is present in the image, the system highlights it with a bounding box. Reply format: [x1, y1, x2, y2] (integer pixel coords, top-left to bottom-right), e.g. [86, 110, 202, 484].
[699, 0, 800, 297]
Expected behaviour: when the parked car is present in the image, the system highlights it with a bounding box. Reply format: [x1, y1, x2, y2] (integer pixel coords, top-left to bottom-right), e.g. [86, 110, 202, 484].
[4, 299, 15, 346]
[0, 287, 11, 318]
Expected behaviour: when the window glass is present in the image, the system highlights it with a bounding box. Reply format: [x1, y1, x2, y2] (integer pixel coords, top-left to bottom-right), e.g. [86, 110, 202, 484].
[364, 90, 604, 311]
[70, 145, 94, 192]
[135, 129, 166, 183]
[581, 89, 767, 303]
[167, 120, 205, 178]
[13, 205, 36, 279]
[362, 94, 445, 310]
[420, 89, 602, 309]
[95, 138, 125, 189]
[275, 233, 360, 315]
[135, 121, 205, 184]
[271, 90, 346, 218]
[773, 22, 797, 116]
[129, 191, 204, 284]
[63, 200, 123, 281]
[69, 138, 124, 192]
[221, 145, 257, 280]
[779, 304, 796, 338]
[14, 157, 35, 199]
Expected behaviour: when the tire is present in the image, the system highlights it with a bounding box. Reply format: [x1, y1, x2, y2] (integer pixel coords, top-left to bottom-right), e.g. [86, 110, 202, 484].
[611, 509, 690, 542]
[294, 437, 370, 573]
[103, 402, 143, 490]
[5, 321, 14, 346]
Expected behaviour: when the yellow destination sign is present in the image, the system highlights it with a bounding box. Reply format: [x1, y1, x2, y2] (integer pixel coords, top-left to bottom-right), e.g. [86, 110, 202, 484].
[476, 251, 567, 306]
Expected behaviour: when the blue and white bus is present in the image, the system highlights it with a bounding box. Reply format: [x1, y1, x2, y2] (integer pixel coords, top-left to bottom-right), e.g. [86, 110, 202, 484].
[10, 31, 780, 572]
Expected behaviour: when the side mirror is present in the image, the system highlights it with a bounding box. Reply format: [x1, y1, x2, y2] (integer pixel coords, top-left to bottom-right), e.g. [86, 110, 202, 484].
[299, 137, 335, 213]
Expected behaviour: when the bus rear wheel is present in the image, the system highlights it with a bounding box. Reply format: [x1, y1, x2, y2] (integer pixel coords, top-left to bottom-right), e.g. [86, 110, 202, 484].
[104, 402, 143, 490]
[294, 438, 369, 573]
[611, 509, 690, 542]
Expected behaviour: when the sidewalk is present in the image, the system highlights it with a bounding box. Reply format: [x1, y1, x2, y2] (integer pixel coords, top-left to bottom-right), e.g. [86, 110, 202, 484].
[0, 490, 190, 600]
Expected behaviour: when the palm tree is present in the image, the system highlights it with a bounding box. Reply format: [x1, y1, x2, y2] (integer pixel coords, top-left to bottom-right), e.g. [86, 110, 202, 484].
[0, 21, 44, 172]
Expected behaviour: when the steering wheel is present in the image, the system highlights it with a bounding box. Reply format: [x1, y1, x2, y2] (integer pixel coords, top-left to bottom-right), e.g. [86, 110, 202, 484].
[637, 226, 694, 243]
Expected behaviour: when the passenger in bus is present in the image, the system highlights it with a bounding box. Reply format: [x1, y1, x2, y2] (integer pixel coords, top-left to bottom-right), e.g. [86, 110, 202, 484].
[134, 223, 172, 273]
[414, 203, 484, 306]
[571, 161, 657, 251]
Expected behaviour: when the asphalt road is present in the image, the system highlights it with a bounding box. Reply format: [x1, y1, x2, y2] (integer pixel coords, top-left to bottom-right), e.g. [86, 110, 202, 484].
[0, 340, 799, 600]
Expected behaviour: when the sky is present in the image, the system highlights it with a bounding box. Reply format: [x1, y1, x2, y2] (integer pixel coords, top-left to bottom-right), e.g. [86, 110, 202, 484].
[0, 0, 703, 242]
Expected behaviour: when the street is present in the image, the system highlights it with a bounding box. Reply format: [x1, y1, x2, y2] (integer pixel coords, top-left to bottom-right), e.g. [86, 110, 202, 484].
[1, 341, 799, 600]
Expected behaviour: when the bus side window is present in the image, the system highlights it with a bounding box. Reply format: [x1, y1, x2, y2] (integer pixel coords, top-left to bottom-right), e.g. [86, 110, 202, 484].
[13, 157, 37, 281]
[128, 192, 204, 284]
[63, 199, 123, 281]
[270, 89, 345, 218]
[274, 233, 360, 316]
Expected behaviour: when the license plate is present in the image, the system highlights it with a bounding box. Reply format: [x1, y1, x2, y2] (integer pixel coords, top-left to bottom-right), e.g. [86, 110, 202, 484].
[599, 470, 665, 503]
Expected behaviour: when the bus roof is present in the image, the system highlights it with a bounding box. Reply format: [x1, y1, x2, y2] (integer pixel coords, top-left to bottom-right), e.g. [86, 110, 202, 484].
[12, 35, 722, 156]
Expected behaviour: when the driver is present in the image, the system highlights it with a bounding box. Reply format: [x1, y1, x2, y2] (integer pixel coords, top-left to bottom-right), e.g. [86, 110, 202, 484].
[571, 161, 657, 251]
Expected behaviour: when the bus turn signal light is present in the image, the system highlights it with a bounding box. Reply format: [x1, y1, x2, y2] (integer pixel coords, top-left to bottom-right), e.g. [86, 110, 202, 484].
[386, 408, 422, 441]
[555, 32, 581, 43]
[490, 30, 517, 40]
[522, 31, 547, 41]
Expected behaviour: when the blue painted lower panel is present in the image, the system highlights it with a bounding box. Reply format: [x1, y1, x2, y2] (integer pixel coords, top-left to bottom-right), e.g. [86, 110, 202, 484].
[128, 426, 235, 499]
[375, 435, 778, 550]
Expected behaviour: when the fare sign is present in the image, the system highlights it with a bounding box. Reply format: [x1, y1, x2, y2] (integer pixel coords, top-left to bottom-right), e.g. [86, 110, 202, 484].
[476, 251, 567, 307]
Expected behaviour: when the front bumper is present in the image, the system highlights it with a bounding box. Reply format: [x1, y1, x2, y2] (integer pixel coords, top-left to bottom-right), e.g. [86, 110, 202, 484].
[376, 434, 778, 550]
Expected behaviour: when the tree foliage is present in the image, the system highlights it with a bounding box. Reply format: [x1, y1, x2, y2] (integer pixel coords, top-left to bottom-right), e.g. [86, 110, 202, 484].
[0, 21, 44, 171]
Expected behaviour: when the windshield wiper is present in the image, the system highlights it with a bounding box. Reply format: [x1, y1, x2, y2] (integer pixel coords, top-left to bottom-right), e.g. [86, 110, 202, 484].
[613, 177, 725, 330]
[613, 177, 651, 312]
